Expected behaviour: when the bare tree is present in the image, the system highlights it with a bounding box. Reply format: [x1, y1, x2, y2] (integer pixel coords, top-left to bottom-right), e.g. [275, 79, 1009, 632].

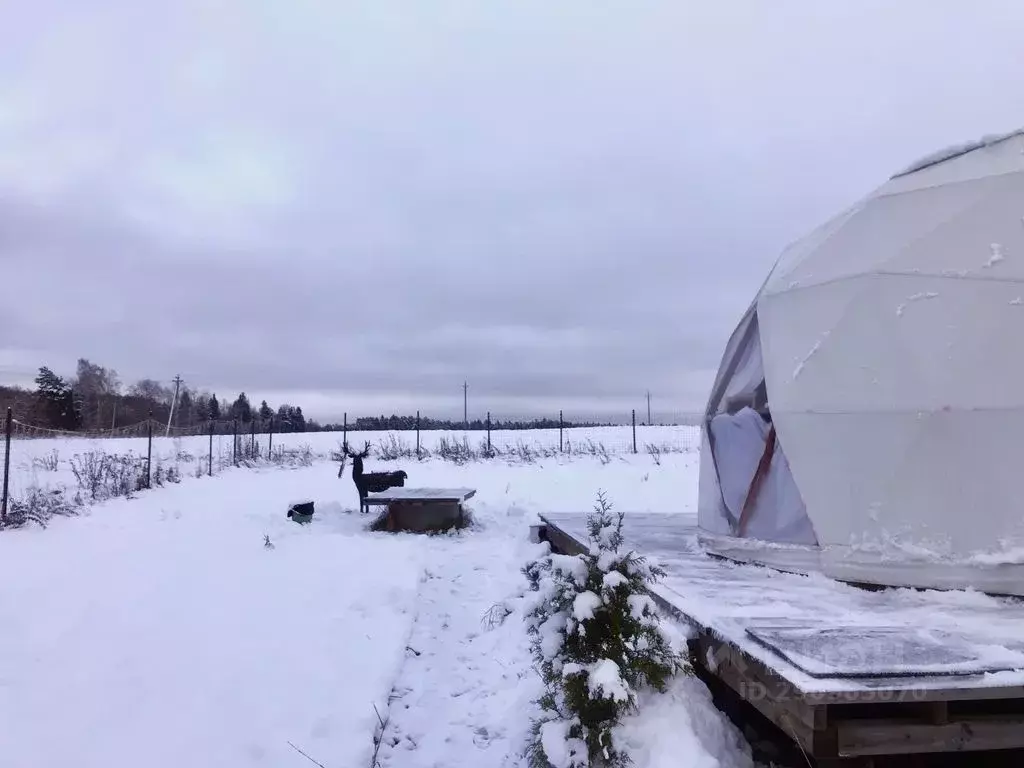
[129, 378, 172, 404]
[74, 358, 121, 430]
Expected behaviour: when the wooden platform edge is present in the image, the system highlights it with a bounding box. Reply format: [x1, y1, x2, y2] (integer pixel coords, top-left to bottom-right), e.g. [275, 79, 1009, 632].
[538, 516, 828, 752]
[537, 515, 1024, 760]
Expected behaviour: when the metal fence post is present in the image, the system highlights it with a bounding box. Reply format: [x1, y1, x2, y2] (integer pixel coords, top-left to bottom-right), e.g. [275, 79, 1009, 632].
[343, 412, 347, 448]
[146, 411, 153, 488]
[559, 409, 563, 453]
[268, 416, 274, 459]
[250, 419, 256, 458]
[486, 411, 491, 457]
[416, 410, 421, 460]
[233, 419, 238, 466]
[632, 409, 637, 454]
[208, 421, 214, 476]
[2, 407, 12, 524]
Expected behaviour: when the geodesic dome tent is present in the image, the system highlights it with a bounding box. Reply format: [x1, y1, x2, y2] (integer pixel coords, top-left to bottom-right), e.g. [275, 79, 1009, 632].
[697, 128, 1024, 596]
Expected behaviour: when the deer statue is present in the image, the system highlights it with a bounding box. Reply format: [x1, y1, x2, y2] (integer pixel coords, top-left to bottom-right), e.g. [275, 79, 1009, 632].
[342, 440, 408, 514]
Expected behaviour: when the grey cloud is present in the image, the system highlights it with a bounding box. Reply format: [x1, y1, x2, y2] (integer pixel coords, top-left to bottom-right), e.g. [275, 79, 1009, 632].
[3, 1, 1024, 419]
[1, 201, 715, 405]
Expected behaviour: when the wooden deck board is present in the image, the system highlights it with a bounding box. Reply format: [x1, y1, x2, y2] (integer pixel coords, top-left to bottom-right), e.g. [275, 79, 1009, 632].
[541, 512, 1024, 697]
[539, 512, 1024, 759]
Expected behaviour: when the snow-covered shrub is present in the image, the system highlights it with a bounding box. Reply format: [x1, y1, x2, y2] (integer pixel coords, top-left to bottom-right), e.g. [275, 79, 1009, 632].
[580, 440, 611, 465]
[69, 451, 147, 501]
[292, 444, 315, 467]
[69, 450, 110, 500]
[480, 436, 496, 459]
[268, 444, 315, 468]
[645, 444, 662, 466]
[523, 491, 687, 767]
[234, 433, 263, 465]
[2, 486, 80, 529]
[377, 433, 418, 461]
[151, 461, 181, 487]
[481, 600, 515, 630]
[512, 440, 539, 464]
[31, 449, 60, 472]
[437, 436, 478, 464]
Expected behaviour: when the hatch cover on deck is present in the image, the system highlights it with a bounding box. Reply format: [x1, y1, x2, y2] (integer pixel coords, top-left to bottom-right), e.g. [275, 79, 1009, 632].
[744, 625, 1024, 679]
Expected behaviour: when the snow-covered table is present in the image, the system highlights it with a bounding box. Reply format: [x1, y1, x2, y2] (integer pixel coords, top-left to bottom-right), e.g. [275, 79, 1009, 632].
[540, 512, 1024, 761]
[365, 487, 475, 533]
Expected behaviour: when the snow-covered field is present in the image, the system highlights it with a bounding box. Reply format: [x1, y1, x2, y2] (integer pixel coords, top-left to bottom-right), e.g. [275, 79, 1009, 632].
[0, 432, 755, 768]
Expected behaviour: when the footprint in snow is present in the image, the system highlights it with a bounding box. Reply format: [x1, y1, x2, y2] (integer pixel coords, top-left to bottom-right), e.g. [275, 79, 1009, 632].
[473, 726, 491, 747]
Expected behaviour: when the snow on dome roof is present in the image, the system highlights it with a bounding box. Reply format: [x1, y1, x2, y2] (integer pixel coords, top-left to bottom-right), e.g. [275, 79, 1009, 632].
[890, 127, 1024, 179]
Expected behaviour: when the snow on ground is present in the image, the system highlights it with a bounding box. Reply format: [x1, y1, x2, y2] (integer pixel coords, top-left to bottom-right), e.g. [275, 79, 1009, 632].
[0, 445, 751, 768]
[374, 504, 543, 767]
[0, 465, 424, 768]
[617, 673, 755, 768]
[353, 450, 700, 518]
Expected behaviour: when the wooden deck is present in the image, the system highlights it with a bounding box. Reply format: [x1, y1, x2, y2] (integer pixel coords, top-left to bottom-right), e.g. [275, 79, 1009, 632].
[540, 512, 1024, 762]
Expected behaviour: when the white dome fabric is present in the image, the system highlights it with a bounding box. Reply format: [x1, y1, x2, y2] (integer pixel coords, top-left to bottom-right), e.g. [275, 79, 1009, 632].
[698, 130, 1024, 595]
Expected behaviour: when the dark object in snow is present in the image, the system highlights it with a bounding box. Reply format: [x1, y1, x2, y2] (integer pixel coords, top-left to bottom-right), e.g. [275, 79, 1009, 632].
[343, 441, 408, 514]
[287, 500, 314, 523]
[365, 470, 408, 494]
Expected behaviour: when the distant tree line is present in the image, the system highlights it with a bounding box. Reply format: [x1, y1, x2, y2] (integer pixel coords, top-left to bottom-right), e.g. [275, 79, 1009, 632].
[321, 414, 615, 432]
[0, 358, 639, 435]
[0, 358, 320, 433]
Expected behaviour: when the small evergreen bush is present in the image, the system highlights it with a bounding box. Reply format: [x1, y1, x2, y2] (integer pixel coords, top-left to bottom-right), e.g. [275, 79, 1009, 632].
[523, 491, 688, 767]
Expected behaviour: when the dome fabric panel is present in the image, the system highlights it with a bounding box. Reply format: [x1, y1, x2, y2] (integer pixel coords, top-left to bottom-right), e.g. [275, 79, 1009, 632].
[698, 127, 1024, 594]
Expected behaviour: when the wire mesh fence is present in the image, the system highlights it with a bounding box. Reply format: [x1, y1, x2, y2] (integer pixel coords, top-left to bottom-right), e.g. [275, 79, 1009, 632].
[0, 406, 703, 528]
[329, 409, 701, 458]
[0, 410, 313, 527]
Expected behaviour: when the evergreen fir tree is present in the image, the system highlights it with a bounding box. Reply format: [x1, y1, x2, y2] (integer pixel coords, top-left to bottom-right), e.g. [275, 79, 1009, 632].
[523, 491, 687, 767]
[194, 395, 210, 423]
[33, 366, 80, 430]
[177, 389, 194, 427]
[276, 404, 293, 432]
[34, 366, 65, 402]
[231, 392, 252, 422]
[59, 388, 81, 431]
[208, 394, 221, 420]
[258, 400, 273, 421]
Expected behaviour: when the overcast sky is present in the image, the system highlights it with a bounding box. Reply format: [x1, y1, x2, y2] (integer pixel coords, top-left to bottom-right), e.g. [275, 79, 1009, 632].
[2, 1, 1023, 420]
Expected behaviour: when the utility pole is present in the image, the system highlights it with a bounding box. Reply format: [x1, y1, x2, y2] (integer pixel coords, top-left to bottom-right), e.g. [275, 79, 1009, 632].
[166, 375, 182, 437]
[646, 390, 652, 426]
[463, 381, 468, 429]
